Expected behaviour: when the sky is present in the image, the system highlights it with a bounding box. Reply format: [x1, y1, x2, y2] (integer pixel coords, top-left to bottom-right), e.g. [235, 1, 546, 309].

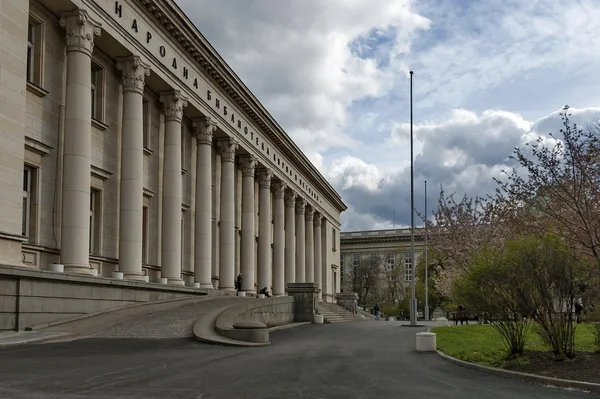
[174, 0, 600, 231]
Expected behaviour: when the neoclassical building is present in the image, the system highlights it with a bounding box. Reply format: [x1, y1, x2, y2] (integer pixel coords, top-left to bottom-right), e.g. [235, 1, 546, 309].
[339, 228, 424, 290]
[0, 0, 346, 304]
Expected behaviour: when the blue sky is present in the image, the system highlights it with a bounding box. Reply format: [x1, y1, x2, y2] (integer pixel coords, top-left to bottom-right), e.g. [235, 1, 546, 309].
[175, 0, 600, 230]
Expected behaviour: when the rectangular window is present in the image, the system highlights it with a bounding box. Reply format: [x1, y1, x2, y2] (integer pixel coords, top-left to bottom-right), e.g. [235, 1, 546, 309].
[89, 189, 102, 255]
[332, 228, 337, 250]
[352, 253, 360, 267]
[27, 23, 34, 83]
[143, 97, 150, 150]
[142, 206, 149, 264]
[404, 251, 413, 282]
[369, 252, 377, 259]
[91, 61, 105, 122]
[386, 252, 395, 269]
[22, 168, 32, 237]
[26, 16, 43, 87]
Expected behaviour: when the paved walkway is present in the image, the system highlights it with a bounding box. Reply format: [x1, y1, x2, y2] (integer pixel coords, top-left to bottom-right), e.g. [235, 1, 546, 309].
[0, 319, 593, 398]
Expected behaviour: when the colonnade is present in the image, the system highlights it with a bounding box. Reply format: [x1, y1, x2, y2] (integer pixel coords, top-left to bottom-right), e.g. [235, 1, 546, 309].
[58, 9, 327, 298]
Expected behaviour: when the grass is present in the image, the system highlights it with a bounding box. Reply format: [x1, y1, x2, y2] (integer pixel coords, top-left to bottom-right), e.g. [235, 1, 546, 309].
[431, 323, 597, 367]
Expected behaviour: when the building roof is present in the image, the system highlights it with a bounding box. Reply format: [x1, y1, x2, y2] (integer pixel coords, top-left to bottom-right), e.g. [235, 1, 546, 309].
[145, 0, 347, 212]
[341, 228, 425, 244]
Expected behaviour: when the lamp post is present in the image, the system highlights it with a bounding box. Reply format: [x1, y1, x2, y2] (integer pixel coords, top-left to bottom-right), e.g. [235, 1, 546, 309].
[409, 70, 417, 326]
[424, 180, 429, 321]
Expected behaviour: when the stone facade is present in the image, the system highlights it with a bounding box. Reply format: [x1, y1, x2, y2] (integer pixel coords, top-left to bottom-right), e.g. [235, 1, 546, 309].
[0, 0, 346, 330]
[339, 228, 425, 291]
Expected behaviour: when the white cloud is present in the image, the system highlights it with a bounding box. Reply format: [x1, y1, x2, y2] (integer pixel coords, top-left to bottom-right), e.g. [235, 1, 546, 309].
[173, 0, 600, 231]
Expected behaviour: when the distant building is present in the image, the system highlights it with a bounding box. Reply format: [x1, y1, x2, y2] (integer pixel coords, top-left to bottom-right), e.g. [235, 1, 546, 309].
[339, 228, 425, 291]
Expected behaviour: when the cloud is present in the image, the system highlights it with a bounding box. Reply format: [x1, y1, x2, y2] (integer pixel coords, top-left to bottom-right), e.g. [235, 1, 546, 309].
[330, 106, 600, 231]
[174, 0, 430, 154]
[173, 0, 600, 231]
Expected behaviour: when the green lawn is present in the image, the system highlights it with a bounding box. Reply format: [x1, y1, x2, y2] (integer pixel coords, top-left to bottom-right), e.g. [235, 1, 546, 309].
[431, 323, 598, 367]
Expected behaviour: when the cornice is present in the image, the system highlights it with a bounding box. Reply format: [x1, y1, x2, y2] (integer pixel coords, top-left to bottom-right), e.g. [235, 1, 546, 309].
[340, 235, 425, 245]
[139, 0, 347, 213]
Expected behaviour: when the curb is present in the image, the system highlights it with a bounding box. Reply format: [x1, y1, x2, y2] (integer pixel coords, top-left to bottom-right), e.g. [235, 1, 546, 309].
[436, 350, 600, 394]
[0, 332, 72, 349]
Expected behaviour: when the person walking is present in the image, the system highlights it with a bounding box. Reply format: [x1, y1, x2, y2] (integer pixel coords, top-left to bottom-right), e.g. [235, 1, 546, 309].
[373, 303, 381, 321]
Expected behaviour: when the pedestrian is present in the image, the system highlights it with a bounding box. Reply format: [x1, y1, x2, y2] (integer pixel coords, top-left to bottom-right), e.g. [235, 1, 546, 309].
[235, 273, 242, 292]
[373, 303, 381, 321]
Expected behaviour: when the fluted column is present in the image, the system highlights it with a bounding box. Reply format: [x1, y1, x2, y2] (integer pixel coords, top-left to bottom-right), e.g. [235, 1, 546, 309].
[284, 190, 296, 291]
[314, 213, 323, 301]
[159, 90, 188, 285]
[295, 198, 306, 282]
[116, 55, 150, 281]
[305, 206, 315, 283]
[217, 138, 238, 291]
[192, 116, 217, 288]
[240, 155, 257, 293]
[59, 10, 101, 274]
[257, 169, 273, 292]
[272, 181, 286, 296]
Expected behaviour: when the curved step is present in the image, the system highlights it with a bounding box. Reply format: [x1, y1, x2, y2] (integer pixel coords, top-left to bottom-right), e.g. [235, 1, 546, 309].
[192, 298, 269, 347]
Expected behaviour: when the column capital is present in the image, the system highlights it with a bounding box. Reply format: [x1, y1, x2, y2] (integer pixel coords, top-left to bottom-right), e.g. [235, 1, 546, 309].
[217, 137, 238, 162]
[305, 205, 315, 222]
[239, 154, 257, 177]
[192, 116, 217, 145]
[160, 90, 188, 122]
[285, 189, 296, 208]
[59, 9, 102, 56]
[295, 197, 306, 215]
[273, 181, 287, 199]
[116, 55, 151, 94]
[313, 212, 322, 227]
[258, 168, 273, 189]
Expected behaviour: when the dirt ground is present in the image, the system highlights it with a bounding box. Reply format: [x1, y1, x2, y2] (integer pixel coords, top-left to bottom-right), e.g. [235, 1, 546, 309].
[505, 351, 600, 384]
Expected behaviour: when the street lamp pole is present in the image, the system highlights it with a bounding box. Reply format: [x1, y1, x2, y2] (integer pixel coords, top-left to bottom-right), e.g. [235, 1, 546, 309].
[409, 70, 417, 326]
[424, 180, 429, 321]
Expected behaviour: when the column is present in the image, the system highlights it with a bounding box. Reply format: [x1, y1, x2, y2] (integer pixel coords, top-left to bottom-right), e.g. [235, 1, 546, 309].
[295, 198, 306, 282]
[116, 55, 150, 280]
[239, 155, 257, 293]
[284, 189, 296, 291]
[59, 10, 101, 274]
[159, 90, 188, 285]
[257, 168, 273, 292]
[314, 213, 323, 301]
[272, 181, 286, 296]
[192, 116, 217, 288]
[217, 137, 238, 291]
[305, 206, 315, 283]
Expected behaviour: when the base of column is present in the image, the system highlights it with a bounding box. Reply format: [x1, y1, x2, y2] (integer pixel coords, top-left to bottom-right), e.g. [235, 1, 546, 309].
[167, 278, 185, 286]
[197, 282, 214, 289]
[0, 234, 26, 268]
[242, 290, 256, 296]
[63, 264, 93, 275]
[122, 272, 145, 281]
[219, 286, 236, 292]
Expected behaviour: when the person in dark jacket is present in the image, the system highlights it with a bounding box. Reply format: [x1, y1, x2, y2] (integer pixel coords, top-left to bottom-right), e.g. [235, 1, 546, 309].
[373, 303, 381, 321]
[235, 273, 243, 292]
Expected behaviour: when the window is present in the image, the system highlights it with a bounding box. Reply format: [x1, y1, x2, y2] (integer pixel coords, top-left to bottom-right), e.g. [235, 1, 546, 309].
[181, 212, 185, 269]
[91, 61, 105, 122]
[369, 252, 377, 259]
[142, 206, 149, 264]
[22, 168, 32, 238]
[89, 189, 102, 254]
[352, 253, 360, 267]
[26, 16, 43, 87]
[404, 251, 413, 282]
[332, 228, 336, 251]
[386, 252, 395, 269]
[340, 253, 344, 287]
[142, 97, 150, 150]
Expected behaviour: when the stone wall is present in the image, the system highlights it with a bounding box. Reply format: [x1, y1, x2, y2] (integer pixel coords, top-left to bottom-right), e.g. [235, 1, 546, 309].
[0, 265, 207, 331]
[287, 282, 320, 322]
[335, 292, 358, 314]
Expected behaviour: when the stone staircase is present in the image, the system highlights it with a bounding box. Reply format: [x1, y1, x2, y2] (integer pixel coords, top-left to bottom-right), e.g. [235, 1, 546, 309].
[318, 302, 364, 324]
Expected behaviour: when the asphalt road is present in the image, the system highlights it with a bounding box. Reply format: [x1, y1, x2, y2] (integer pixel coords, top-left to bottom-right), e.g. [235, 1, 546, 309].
[0, 321, 593, 399]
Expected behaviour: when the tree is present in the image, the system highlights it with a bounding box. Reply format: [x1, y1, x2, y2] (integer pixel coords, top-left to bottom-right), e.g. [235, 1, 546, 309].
[496, 106, 600, 268]
[453, 243, 534, 356]
[415, 254, 449, 316]
[344, 256, 382, 305]
[381, 251, 407, 306]
[420, 190, 509, 297]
